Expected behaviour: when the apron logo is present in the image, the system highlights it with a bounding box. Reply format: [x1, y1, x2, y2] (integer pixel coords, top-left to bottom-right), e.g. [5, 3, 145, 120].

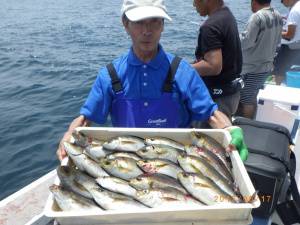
[212, 88, 223, 95]
[148, 118, 167, 126]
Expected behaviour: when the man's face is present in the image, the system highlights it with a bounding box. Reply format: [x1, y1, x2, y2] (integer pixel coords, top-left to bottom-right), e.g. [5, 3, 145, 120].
[281, 0, 291, 7]
[193, 0, 208, 16]
[251, 0, 257, 13]
[123, 18, 164, 56]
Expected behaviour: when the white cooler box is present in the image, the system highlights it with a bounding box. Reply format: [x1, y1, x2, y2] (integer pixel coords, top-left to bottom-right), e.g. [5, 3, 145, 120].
[44, 127, 260, 225]
[256, 85, 300, 134]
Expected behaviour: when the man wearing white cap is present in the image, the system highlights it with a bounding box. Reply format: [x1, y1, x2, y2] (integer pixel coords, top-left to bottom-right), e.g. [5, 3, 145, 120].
[56, 0, 248, 162]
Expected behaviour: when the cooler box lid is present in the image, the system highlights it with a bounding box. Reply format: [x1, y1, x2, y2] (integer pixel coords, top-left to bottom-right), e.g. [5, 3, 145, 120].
[258, 85, 300, 106]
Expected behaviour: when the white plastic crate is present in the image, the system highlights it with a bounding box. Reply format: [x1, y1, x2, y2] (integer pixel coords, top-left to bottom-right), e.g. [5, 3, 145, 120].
[44, 127, 260, 225]
[256, 85, 300, 133]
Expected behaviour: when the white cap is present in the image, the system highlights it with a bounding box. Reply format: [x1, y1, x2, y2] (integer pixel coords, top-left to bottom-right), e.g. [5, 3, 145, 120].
[121, 0, 172, 22]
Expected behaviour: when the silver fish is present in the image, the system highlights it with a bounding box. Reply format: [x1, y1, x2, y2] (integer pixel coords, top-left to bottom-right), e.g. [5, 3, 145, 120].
[144, 137, 185, 151]
[56, 166, 92, 199]
[77, 177, 147, 210]
[184, 145, 233, 182]
[135, 187, 203, 208]
[64, 142, 109, 178]
[177, 154, 240, 201]
[84, 144, 109, 162]
[178, 172, 236, 205]
[96, 176, 137, 198]
[129, 173, 187, 194]
[103, 136, 145, 152]
[137, 159, 183, 179]
[106, 152, 141, 161]
[99, 157, 143, 181]
[63, 142, 86, 171]
[49, 184, 100, 211]
[92, 187, 148, 210]
[137, 145, 181, 163]
[64, 141, 84, 156]
[71, 130, 104, 148]
[191, 132, 231, 171]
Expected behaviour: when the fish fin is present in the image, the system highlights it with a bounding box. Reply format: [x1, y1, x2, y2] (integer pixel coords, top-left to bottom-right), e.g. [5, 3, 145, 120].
[194, 182, 211, 189]
[120, 168, 132, 173]
[191, 164, 202, 174]
[163, 197, 179, 202]
[120, 140, 137, 144]
[155, 162, 169, 168]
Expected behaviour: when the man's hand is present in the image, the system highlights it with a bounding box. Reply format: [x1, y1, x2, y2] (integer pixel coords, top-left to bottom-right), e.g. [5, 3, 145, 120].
[56, 131, 72, 161]
[226, 126, 248, 161]
[56, 115, 90, 161]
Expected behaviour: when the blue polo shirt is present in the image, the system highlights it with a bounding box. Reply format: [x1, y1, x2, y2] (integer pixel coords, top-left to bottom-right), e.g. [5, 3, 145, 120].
[80, 45, 217, 127]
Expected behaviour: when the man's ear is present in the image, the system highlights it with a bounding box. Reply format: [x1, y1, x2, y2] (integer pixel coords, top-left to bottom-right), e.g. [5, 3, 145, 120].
[122, 15, 130, 34]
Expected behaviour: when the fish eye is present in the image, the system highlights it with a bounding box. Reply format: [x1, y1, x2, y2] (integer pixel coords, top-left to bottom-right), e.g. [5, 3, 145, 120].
[141, 149, 147, 153]
[136, 177, 142, 181]
[105, 161, 111, 165]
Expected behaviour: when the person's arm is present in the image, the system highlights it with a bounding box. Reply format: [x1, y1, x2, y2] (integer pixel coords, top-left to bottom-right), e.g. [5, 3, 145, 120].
[282, 6, 299, 41]
[282, 24, 297, 41]
[207, 110, 232, 129]
[56, 115, 91, 161]
[192, 48, 222, 76]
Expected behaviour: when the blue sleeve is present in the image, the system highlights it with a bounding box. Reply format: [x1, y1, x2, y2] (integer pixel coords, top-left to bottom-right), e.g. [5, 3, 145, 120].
[175, 60, 218, 121]
[79, 68, 112, 124]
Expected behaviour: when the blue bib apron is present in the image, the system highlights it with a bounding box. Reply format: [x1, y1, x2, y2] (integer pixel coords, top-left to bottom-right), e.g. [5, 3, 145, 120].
[106, 56, 183, 128]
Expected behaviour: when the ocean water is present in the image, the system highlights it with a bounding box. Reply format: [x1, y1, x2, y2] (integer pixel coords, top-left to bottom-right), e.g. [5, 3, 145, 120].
[0, 0, 286, 200]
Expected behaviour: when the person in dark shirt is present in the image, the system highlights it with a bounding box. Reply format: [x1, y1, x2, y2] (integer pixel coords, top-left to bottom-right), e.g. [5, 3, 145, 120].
[192, 0, 243, 119]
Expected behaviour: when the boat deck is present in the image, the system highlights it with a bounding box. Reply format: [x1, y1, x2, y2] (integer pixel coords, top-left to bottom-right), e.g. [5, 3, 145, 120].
[0, 170, 56, 225]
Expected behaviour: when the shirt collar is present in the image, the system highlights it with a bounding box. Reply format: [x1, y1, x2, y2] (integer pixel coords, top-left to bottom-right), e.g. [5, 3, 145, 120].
[261, 6, 271, 10]
[128, 44, 165, 69]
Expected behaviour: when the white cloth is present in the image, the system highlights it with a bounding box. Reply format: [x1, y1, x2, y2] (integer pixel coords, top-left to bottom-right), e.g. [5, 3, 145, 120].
[282, 1, 300, 47]
[121, 0, 171, 21]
